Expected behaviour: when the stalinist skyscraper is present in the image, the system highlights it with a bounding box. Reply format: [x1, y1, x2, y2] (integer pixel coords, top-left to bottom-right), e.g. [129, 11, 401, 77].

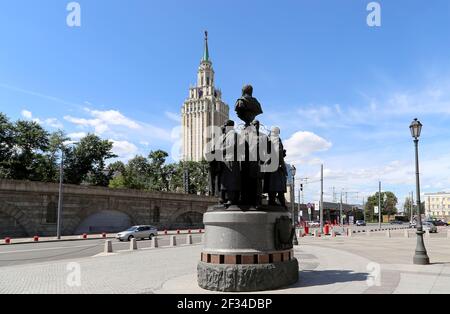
[181, 32, 229, 162]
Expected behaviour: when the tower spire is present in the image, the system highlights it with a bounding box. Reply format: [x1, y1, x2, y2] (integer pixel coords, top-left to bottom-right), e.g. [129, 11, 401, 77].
[203, 31, 210, 62]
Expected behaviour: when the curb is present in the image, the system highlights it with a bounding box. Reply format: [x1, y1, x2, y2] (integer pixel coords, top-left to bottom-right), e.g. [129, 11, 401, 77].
[0, 232, 204, 247]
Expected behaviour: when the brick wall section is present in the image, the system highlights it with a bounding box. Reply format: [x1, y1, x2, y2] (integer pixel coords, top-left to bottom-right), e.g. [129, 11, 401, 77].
[0, 180, 217, 237]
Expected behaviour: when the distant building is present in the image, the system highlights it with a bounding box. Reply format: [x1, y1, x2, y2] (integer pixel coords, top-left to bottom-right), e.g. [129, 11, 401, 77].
[181, 32, 229, 162]
[425, 192, 450, 219]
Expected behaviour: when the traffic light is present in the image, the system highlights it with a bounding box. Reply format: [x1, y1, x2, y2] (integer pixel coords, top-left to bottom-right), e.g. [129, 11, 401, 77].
[300, 184, 304, 192]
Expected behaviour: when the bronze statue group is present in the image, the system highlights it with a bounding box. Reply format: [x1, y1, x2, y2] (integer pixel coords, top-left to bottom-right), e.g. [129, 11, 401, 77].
[207, 85, 288, 210]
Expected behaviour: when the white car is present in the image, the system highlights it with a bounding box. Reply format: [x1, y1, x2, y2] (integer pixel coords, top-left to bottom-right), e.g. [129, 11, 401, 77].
[307, 221, 320, 228]
[116, 225, 158, 241]
[422, 222, 438, 233]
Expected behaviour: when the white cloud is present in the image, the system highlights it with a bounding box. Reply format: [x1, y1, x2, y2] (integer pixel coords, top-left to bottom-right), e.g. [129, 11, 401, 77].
[44, 118, 64, 129]
[64, 115, 108, 134]
[111, 140, 139, 160]
[64, 109, 140, 134]
[21, 110, 33, 119]
[284, 131, 332, 165]
[64, 108, 171, 142]
[165, 111, 181, 123]
[21, 109, 63, 129]
[85, 108, 141, 129]
[68, 132, 87, 140]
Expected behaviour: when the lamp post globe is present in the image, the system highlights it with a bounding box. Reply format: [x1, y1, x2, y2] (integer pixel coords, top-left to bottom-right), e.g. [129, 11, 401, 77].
[410, 118, 422, 139]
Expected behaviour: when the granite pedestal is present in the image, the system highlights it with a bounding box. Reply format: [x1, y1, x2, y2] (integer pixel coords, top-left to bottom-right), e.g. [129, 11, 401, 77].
[197, 206, 299, 292]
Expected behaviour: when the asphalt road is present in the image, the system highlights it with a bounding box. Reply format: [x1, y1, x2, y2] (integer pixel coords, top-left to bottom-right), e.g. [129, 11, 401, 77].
[0, 234, 203, 268]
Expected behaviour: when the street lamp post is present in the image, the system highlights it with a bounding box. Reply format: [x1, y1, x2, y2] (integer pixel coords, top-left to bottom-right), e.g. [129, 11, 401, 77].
[291, 165, 299, 246]
[410, 118, 430, 265]
[56, 148, 64, 240]
[56, 142, 78, 240]
[378, 181, 382, 230]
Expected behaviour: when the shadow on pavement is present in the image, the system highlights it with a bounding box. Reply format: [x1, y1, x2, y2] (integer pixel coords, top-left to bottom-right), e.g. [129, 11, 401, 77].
[290, 270, 369, 288]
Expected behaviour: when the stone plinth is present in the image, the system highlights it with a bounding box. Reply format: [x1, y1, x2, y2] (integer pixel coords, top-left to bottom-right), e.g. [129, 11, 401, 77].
[197, 207, 299, 292]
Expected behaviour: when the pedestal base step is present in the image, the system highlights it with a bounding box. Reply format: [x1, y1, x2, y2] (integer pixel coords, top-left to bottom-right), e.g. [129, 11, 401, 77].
[197, 259, 299, 292]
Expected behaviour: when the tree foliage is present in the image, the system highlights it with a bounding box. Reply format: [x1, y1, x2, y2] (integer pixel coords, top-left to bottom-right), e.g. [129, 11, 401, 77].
[108, 151, 209, 195]
[0, 113, 116, 186]
[364, 191, 398, 222]
[0, 112, 208, 193]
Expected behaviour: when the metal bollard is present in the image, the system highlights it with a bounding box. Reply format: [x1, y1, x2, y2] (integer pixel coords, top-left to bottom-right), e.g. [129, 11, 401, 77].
[170, 235, 177, 247]
[404, 230, 409, 238]
[104, 240, 113, 253]
[386, 230, 391, 238]
[186, 234, 193, 245]
[130, 238, 138, 251]
[151, 236, 158, 248]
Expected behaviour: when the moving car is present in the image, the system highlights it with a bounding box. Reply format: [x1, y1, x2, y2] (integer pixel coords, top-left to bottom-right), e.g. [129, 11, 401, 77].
[116, 225, 158, 242]
[422, 222, 438, 233]
[356, 220, 366, 226]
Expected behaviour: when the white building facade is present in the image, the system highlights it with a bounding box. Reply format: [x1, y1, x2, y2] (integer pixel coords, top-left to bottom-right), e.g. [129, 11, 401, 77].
[181, 32, 229, 162]
[425, 192, 450, 219]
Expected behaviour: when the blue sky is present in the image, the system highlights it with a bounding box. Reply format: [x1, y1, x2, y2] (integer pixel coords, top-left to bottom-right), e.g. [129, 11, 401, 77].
[1, 0, 450, 207]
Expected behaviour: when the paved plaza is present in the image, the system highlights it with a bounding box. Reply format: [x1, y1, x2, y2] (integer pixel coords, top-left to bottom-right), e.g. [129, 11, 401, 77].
[0, 228, 449, 294]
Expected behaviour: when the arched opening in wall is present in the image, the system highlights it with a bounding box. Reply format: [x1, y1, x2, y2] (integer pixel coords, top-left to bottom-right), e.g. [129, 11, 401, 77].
[0, 210, 27, 238]
[173, 211, 204, 229]
[74, 210, 132, 235]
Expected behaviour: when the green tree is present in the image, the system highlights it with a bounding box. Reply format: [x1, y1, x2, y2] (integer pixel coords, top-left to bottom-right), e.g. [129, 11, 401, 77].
[8, 120, 49, 180]
[148, 150, 170, 191]
[35, 131, 70, 182]
[365, 191, 398, 222]
[179, 160, 209, 195]
[121, 156, 151, 190]
[403, 196, 414, 219]
[0, 113, 14, 178]
[64, 134, 116, 185]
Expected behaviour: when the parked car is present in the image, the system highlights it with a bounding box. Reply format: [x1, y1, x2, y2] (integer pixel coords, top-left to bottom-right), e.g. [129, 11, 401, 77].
[356, 220, 366, 226]
[307, 221, 320, 228]
[433, 220, 447, 227]
[116, 225, 158, 242]
[390, 221, 404, 225]
[422, 222, 438, 233]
